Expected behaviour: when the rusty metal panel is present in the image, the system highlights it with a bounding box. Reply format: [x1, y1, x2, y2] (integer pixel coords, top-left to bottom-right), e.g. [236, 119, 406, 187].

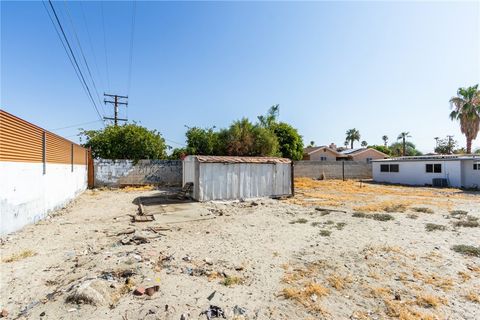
[0, 109, 88, 164]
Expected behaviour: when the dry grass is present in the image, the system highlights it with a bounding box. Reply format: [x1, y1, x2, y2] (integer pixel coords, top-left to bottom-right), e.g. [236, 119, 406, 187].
[354, 201, 409, 213]
[290, 178, 470, 211]
[453, 219, 479, 228]
[384, 299, 437, 320]
[465, 291, 480, 303]
[352, 212, 394, 221]
[424, 223, 446, 232]
[281, 282, 330, 309]
[412, 271, 454, 291]
[452, 245, 480, 257]
[457, 271, 471, 282]
[326, 274, 351, 290]
[221, 276, 244, 287]
[290, 218, 308, 224]
[2, 249, 36, 263]
[319, 230, 332, 237]
[121, 185, 155, 192]
[411, 207, 434, 214]
[414, 294, 447, 309]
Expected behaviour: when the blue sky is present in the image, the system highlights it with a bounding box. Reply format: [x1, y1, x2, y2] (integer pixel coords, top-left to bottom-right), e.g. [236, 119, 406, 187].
[2, 1, 479, 153]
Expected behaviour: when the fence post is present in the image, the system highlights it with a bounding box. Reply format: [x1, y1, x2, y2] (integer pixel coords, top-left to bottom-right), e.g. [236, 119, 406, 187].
[71, 144, 74, 172]
[342, 161, 345, 181]
[42, 131, 46, 175]
[87, 148, 95, 188]
[291, 161, 295, 197]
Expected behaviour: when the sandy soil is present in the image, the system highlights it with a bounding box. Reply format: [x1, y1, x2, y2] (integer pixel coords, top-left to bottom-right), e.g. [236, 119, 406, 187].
[1, 180, 479, 320]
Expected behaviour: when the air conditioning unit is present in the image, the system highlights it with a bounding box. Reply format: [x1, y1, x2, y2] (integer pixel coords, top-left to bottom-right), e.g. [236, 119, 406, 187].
[432, 178, 448, 187]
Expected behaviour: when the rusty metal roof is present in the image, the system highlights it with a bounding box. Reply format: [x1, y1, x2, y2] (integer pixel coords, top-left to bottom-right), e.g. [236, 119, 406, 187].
[193, 155, 291, 164]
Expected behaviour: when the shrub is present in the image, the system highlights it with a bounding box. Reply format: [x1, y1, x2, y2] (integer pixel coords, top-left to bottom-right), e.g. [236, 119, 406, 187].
[425, 223, 447, 232]
[452, 245, 480, 257]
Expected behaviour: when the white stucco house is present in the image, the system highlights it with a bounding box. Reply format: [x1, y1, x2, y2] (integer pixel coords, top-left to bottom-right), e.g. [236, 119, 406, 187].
[372, 155, 480, 189]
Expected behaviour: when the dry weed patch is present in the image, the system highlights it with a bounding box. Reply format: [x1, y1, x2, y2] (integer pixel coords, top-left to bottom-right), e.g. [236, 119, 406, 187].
[465, 291, 480, 303]
[412, 207, 434, 214]
[452, 245, 480, 257]
[290, 218, 308, 224]
[326, 274, 352, 290]
[291, 178, 468, 212]
[414, 294, 447, 309]
[221, 276, 244, 287]
[2, 249, 36, 263]
[425, 223, 446, 232]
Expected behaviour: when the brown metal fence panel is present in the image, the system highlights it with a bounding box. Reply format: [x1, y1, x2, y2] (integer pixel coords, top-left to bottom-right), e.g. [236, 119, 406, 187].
[45, 132, 71, 164]
[0, 110, 43, 162]
[0, 109, 87, 164]
[73, 144, 86, 165]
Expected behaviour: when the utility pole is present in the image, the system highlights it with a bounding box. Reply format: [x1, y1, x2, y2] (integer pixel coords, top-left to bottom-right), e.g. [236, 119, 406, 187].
[103, 93, 128, 126]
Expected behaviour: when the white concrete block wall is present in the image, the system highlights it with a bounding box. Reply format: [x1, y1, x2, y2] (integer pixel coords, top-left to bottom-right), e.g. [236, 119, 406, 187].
[0, 162, 87, 235]
[372, 161, 462, 187]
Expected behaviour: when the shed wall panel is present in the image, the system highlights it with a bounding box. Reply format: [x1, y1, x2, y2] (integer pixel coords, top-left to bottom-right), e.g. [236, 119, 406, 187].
[196, 162, 291, 201]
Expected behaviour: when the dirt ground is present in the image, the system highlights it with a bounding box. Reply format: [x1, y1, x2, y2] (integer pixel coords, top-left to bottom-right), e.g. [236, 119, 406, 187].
[1, 179, 479, 320]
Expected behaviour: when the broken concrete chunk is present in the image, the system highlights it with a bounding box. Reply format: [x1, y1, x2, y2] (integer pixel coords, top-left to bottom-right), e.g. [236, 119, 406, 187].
[133, 287, 145, 296]
[0, 309, 8, 318]
[145, 285, 160, 296]
[66, 279, 115, 306]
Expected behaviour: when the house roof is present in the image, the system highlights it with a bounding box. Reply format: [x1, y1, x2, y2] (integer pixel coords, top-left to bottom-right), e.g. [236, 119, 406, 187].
[340, 148, 388, 157]
[339, 148, 366, 155]
[372, 155, 479, 162]
[303, 146, 345, 156]
[191, 155, 292, 164]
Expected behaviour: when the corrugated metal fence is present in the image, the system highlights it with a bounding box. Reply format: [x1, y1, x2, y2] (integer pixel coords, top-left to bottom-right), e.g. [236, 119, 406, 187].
[0, 109, 88, 168]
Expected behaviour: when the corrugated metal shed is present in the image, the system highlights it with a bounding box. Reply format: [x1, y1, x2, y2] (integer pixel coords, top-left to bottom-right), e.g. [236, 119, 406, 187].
[182, 155, 293, 201]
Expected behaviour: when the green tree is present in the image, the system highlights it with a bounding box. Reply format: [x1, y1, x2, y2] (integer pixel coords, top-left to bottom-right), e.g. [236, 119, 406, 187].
[272, 122, 304, 160]
[389, 141, 422, 157]
[223, 118, 279, 156]
[345, 128, 361, 149]
[169, 147, 188, 160]
[81, 123, 167, 161]
[474, 148, 480, 154]
[257, 104, 279, 128]
[434, 136, 457, 154]
[361, 140, 368, 147]
[397, 132, 411, 156]
[449, 84, 480, 153]
[185, 126, 220, 155]
[309, 141, 315, 147]
[257, 105, 304, 160]
[369, 145, 392, 156]
[382, 135, 388, 147]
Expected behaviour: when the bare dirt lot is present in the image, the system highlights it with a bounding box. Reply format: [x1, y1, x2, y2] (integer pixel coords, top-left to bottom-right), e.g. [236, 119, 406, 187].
[1, 179, 479, 320]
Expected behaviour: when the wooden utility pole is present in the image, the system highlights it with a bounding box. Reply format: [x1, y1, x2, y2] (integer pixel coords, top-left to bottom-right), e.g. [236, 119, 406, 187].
[103, 93, 128, 126]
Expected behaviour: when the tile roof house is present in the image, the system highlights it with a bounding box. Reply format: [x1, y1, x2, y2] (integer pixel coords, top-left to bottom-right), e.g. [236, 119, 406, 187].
[303, 144, 388, 163]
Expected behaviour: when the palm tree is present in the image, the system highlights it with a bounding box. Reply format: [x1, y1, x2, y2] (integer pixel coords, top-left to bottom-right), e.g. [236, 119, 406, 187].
[361, 140, 368, 147]
[449, 85, 480, 154]
[434, 137, 440, 148]
[343, 140, 349, 148]
[382, 135, 388, 147]
[309, 141, 315, 147]
[397, 132, 411, 156]
[345, 128, 360, 149]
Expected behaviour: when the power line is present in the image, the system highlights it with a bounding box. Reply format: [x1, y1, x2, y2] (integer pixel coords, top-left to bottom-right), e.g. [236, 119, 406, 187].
[127, 0, 137, 94]
[164, 138, 186, 147]
[44, 0, 104, 122]
[51, 119, 104, 131]
[42, 1, 85, 95]
[101, 1, 110, 91]
[63, 0, 104, 114]
[79, 1, 105, 89]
